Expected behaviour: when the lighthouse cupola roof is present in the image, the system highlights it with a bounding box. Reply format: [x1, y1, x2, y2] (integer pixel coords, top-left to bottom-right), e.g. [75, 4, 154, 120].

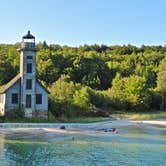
[22, 30, 35, 39]
[18, 31, 38, 51]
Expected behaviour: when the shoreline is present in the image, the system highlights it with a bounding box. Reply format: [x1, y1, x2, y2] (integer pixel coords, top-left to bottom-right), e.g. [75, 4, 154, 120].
[130, 120, 166, 127]
[0, 119, 165, 135]
[0, 119, 165, 127]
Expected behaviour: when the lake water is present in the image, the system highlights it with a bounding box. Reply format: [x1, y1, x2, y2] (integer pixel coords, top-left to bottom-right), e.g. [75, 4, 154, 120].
[0, 125, 166, 166]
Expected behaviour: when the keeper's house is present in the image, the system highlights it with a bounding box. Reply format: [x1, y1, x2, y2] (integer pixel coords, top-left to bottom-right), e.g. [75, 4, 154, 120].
[0, 31, 49, 118]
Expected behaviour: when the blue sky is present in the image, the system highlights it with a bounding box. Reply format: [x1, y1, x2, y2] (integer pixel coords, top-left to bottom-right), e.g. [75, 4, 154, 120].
[0, 0, 166, 46]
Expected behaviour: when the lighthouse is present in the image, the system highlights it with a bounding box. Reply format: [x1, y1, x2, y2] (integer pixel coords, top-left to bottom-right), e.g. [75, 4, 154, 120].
[0, 31, 49, 118]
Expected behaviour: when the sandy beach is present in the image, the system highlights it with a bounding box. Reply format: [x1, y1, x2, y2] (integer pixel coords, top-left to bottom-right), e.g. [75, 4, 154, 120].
[0, 119, 165, 135]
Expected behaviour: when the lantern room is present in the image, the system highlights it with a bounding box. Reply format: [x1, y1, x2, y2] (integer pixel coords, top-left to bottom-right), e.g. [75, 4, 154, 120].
[21, 31, 35, 49]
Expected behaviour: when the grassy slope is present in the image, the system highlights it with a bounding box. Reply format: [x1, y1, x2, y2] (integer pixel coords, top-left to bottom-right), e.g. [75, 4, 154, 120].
[112, 111, 166, 120]
[0, 117, 114, 123]
[1, 111, 166, 123]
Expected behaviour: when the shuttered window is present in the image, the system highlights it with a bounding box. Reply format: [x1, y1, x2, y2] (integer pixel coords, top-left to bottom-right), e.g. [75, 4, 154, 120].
[12, 93, 18, 104]
[26, 79, 32, 89]
[27, 56, 33, 59]
[26, 95, 31, 108]
[36, 94, 42, 104]
[27, 63, 32, 73]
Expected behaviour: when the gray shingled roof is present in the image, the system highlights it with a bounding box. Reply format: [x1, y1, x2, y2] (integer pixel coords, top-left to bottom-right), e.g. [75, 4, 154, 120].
[37, 80, 50, 94]
[0, 74, 49, 94]
[0, 74, 21, 93]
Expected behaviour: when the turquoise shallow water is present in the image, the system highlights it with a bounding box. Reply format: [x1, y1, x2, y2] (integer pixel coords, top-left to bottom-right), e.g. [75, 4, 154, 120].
[0, 126, 166, 166]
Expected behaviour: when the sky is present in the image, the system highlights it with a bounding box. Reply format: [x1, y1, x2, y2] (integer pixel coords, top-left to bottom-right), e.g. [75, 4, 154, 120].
[0, 0, 166, 46]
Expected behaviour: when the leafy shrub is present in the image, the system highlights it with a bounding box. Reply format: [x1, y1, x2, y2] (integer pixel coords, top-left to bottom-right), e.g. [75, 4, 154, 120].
[88, 88, 111, 109]
[73, 87, 90, 111]
[4, 108, 24, 120]
[107, 74, 150, 110]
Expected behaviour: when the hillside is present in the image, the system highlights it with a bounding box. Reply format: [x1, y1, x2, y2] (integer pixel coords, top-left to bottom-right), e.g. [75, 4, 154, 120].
[0, 43, 166, 118]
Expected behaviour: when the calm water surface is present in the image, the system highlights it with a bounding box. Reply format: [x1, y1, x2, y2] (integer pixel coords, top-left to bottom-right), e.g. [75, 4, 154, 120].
[0, 126, 166, 166]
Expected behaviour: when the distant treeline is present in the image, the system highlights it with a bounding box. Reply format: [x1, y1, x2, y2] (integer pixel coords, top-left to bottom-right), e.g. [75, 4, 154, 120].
[0, 43, 166, 117]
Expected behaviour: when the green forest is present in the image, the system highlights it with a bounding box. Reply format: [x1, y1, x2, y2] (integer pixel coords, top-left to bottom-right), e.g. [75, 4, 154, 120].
[0, 43, 166, 118]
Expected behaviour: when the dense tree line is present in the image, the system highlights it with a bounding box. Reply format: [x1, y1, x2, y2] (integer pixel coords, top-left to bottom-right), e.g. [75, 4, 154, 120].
[0, 43, 166, 117]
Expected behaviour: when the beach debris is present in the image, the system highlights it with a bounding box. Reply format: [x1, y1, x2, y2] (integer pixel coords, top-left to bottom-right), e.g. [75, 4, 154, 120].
[114, 130, 118, 134]
[98, 128, 118, 133]
[60, 125, 66, 130]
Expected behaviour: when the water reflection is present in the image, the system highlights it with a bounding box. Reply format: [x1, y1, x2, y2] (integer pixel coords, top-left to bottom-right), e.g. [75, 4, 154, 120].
[0, 134, 7, 165]
[0, 126, 165, 166]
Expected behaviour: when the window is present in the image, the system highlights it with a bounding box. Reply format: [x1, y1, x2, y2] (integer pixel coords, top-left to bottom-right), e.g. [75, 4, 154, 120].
[26, 95, 31, 108]
[0, 95, 2, 103]
[12, 93, 18, 104]
[27, 63, 32, 73]
[0, 95, 4, 103]
[36, 94, 42, 104]
[26, 79, 32, 89]
[27, 56, 33, 59]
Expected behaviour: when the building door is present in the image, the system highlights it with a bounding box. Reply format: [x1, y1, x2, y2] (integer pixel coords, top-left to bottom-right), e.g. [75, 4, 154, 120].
[25, 94, 32, 117]
[26, 95, 31, 108]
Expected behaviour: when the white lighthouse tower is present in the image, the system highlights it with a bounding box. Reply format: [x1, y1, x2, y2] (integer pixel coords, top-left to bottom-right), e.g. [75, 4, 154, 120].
[18, 31, 38, 117]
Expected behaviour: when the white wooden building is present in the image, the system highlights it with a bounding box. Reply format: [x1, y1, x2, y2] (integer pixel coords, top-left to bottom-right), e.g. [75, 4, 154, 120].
[0, 31, 49, 118]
